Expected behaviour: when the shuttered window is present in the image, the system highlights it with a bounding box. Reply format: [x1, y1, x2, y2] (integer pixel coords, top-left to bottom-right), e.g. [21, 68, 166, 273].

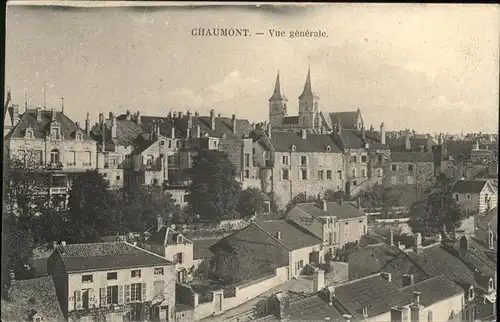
[100, 287, 107, 306]
[125, 285, 131, 303]
[74, 290, 82, 310]
[142, 283, 147, 301]
[118, 285, 124, 304]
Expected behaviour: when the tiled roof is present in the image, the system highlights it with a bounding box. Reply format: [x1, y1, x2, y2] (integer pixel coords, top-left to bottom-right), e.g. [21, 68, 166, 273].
[476, 207, 497, 234]
[329, 111, 359, 129]
[390, 152, 434, 162]
[333, 274, 403, 320]
[335, 129, 388, 150]
[1, 276, 65, 321]
[90, 119, 144, 151]
[451, 180, 488, 193]
[269, 131, 342, 153]
[254, 220, 323, 251]
[400, 275, 465, 307]
[149, 227, 192, 246]
[296, 201, 366, 220]
[192, 238, 218, 260]
[5, 109, 93, 141]
[54, 242, 171, 272]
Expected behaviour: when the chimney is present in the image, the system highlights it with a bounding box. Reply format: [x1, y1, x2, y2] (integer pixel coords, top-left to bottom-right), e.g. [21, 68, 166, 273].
[61, 241, 66, 246]
[75, 122, 80, 129]
[414, 233, 422, 251]
[51, 108, 56, 120]
[170, 123, 175, 139]
[194, 111, 199, 117]
[362, 306, 368, 318]
[61, 96, 65, 114]
[99, 113, 104, 125]
[126, 110, 131, 121]
[210, 109, 216, 130]
[157, 216, 163, 232]
[420, 145, 424, 153]
[187, 110, 193, 126]
[178, 111, 183, 119]
[267, 123, 272, 139]
[391, 307, 409, 322]
[195, 124, 201, 138]
[52, 240, 57, 249]
[405, 134, 411, 150]
[10, 105, 20, 126]
[339, 199, 344, 207]
[156, 124, 161, 138]
[271, 292, 289, 320]
[356, 196, 361, 209]
[388, 228, 394, 246]
[276, 231, 281, 240]
[322, 199, 328, 211]
[313, 269, 325, 293]
[173, 111, 178, 119]
[342, 314, 352, 322]
[85, 113, 91, 134]
[381, 272, 392, 282]
[231, 114, 237, 134]
[110, 114, 117, 139]
[402, 274, 414, 286]
[361, 126, 366, 140]
[301, 129, 307, 139]
[412, 291, 421, 307]
[218, 113, 221, 117]
[380, 122, 386, 145]
[136, 111, 141, 125]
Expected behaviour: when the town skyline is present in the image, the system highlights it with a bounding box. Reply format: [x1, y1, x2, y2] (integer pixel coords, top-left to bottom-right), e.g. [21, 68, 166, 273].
[5, 3, 499, 134]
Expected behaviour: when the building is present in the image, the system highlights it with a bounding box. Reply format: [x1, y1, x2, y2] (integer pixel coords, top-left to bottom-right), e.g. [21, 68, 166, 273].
[451, 179, 497, 214]
[385, 133, 433, 153]
[210, 220, 324, 280]
[474, 207, 497, 250]
[385, 151, 435, 203]
[287, 199, 368, 257]
[4, 107, 97, 196]
[47, 241, 176, 321]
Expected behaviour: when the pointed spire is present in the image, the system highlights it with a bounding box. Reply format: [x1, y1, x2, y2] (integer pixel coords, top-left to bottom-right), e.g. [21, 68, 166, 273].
[299, 67, 313, 99]
[269, 70, 287, 101]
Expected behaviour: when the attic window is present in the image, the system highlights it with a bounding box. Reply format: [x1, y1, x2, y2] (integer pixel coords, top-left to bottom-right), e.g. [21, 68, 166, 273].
[76, 132, 83, 140]
[176, 235, 183, 244]
[488, 278, 494, 291]
[291, 145, 297, 152]
[25, 127, 34, 138]
[468, 286, 474, 300]
[326, 145, 332, 152]
[221, 133, 227, 139]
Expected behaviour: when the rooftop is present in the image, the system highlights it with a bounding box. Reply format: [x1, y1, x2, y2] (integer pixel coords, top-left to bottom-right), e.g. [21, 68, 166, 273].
[296, 201, 366, 220]
[269, 131, 342, 153]
[390, 152, 434, 163]
[451, 180, 489, 193]
[254, 220, 324, 251]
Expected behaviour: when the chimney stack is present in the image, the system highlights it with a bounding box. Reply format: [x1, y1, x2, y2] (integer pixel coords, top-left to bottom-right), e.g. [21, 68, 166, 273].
[342, 314, 352, 322]
[61, 241, 66, 246]
[173, 111, 178, 119]
[414, 233, 422, 252]
[381, 272, 392, 282]
[380, 122, 386, 145]
[388, 228, 394, 246]
[322, 199, 328, 212]
[156, 124, 161, 138]
[267, 123, 272, 139]
[157, 216, 163, 232]
[85, 113, 91, 134]
[361, 126, 366, 140]
[126, 110, 131, 121]
[276, 231, 281, 240]
[136, 111, 141, 125]
[301, 129, 307, 139]
[272, 292, 289, 320]
[339, 199, 344, 207]
[231, 114, 237, 134]
[356, 196, 361, 209]
[195, 111, 199, 117]
[75, 122, 80, 129]
[405, 134, 411, 150]
[99, 113, 104, 125]
[210, 110, 216, 130]
[178, 111, 183, 119]
[110, 113, 117, 139]
[170, 123, 175, 139]
[10, 105, 20, 126]
[313, 269, 325, 293]
[51, 108, 56, 121]
[412, 291, 421, 306]
[195, 124, 201, 138]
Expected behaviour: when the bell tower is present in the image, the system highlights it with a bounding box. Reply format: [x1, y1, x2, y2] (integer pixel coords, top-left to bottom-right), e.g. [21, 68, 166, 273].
[269, 71, 288, 128]
[298, 67, 319, 131]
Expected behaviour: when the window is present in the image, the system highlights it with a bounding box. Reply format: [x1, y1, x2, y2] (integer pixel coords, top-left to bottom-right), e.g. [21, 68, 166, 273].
[174, 253, 184, 264]
[466, 194, 471, 200]
[51, 127, 59, 137]
[103, 173, 108, 178]
[84, 151, 92, 166]
[361, 156, 367, 162]
[131, 270, 141, 278]
[488, 278, 493, 291]
[245, 153, 250, 167]
[176, 140, 181, 148]
[107, 285, 119, 304]
[160, 140, 165, 146]
[154, 280, 165, 299]
[282, 169, 289, 180]
[107, 272, 117, 280]
[154, 267, 164, 275]
[291, 145, 296, 152]
[361, 169, 366, 178]
[326, 146, 332, 152]
[153, 178, 159, 185]
[66, 151, 76, 166]
[318, 170, 324, 180]
[454, 193, 459, 201]
[377, 169, 383, 177]
[168, 140, 172, 148]
[326, 170, 332, 180]
[427, 311, 433, 322]
[352, 169, 356, 178]
[301, 169, 308, 180]
[353, 180, 357, 186]
[484, 194, 489, 203]
[34, 150, 43, 164]
[17, 149, 26, 160]
[351, 156, 357, 163]
[116, 175, 121, 181]
[282, 156, 289, 165]
[25, 128, 34, 138]
[146, 155, 154, 165]
[468, 287, 474, 300]
[131, 283, 142, 302]
[109, 156, 117, 166]
[301, 156, 307, 166]
[50, 149, 60, 164]
[337, 170, 342, 179]
[391, 164, 397, 171]
[76, 132, 83, 140]
[82, 275, 93, 283]
[408, 164, 414, 172]
[407, 176, 414, 184]
[378, 155, 383, 163]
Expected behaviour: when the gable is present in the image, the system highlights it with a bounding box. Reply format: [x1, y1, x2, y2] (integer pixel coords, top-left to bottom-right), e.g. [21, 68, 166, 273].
[481, 181, 496, 195]
[287, 206, 324, 239]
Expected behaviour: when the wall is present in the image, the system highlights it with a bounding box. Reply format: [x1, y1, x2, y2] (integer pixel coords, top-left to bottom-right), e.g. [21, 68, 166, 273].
[454, 192, 481, 214]
[289, 245, 324, 277]
[164, 241, 195, 271]
[421, 294, 464, 322]
[365, 312, 391, 322]
[386, 160, 435, 202]
[337, 216, 368, 248]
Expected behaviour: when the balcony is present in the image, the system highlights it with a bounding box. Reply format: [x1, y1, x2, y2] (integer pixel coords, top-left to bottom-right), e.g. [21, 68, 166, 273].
[47, 162, 63, 170]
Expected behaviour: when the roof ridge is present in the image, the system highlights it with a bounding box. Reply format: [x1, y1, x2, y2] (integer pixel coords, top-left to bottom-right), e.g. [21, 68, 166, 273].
[332, 272, 385, 288]
[399, 274, 446, 290]
[126, 242, 174, 264]
[252, 221, 292, 251]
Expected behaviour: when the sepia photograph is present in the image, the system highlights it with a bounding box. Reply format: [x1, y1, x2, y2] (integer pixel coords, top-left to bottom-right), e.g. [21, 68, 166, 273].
[2, 2, 498, 321]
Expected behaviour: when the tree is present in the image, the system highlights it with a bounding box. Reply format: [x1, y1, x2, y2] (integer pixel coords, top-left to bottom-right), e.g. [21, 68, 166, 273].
[408, 174, 467, 238]
[187, 150, 241, 222]
[324, 189, 346, 202]
[237, 187, 266, 218]
[66, 170, 118, 243]
[358, 183, 403, 213]
[284, 192, 318, 214]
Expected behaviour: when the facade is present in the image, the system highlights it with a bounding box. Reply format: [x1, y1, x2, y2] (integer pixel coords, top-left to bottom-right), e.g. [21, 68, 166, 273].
[4, 107, 97, 196]
[451, 180, 497, 214]
[474, 207, 497, 250]
[287, 199, 368, 256]
[47, 241, 176, 322]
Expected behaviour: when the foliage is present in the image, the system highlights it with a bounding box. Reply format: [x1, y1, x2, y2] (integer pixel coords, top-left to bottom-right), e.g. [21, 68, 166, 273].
[408, 175, 467, 238]
[187, 150, 241, 222]
[324, 189, 346, 202]
[285, 192, 319, 214]
[237, 187, 266, 218]
[358, 183, 403, 212]
[66, 170, 118, 243]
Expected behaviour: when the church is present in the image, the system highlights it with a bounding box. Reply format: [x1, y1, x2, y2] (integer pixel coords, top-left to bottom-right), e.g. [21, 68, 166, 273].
[268, 68, 365, 133]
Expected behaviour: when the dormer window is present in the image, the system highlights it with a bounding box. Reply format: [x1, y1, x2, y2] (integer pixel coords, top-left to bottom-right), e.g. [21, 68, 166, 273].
[291, 145, 297, 152]
[488, 278, 494, 291]
[325, 145, 332, 152]
[468, 286, 474, 300]
[221, 133, 227, 139]
[51, 126, 60, 138]
[76, 132, 83, 140]
[25, 127, 34, 138]
[176, 235, 183, 244]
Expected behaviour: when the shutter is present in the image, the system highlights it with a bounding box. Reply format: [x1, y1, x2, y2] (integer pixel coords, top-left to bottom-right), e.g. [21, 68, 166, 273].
[88, 289, 95, 308]
[99, 287, 107, 306]
[118, 285, 124, 304]
[75, 290, 82, 310]
[125, 285, 131, 303]
[142, 283, 147, 301]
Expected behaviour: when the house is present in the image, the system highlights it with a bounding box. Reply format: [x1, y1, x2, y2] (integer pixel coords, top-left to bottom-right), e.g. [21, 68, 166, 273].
[4, 107, 97, 197]
[287, 199, 368, 257]
[47, 241, 176, 321]
[210, 220, 324, 281]
[451, 179, 497, 214]
[164, 185, 189, 208]
[1, 272, 65, 322]
[474, 207, 497, 250]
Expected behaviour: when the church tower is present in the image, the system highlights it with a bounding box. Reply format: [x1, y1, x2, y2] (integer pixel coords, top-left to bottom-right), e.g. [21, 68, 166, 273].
[269, 71, 288, 128]
[298, 67, 320, 131]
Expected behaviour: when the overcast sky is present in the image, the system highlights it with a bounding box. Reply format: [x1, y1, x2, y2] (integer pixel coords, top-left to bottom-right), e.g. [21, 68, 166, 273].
[5, 3, 499, 134]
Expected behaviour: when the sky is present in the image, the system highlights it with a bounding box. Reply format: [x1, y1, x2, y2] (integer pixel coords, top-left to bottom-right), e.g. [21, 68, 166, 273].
[5, 2, 500, 134]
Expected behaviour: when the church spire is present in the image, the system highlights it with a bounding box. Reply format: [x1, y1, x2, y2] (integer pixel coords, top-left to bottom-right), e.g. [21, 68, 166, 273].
[299, 67, 313, 99]
[269, 70, 287, 101]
